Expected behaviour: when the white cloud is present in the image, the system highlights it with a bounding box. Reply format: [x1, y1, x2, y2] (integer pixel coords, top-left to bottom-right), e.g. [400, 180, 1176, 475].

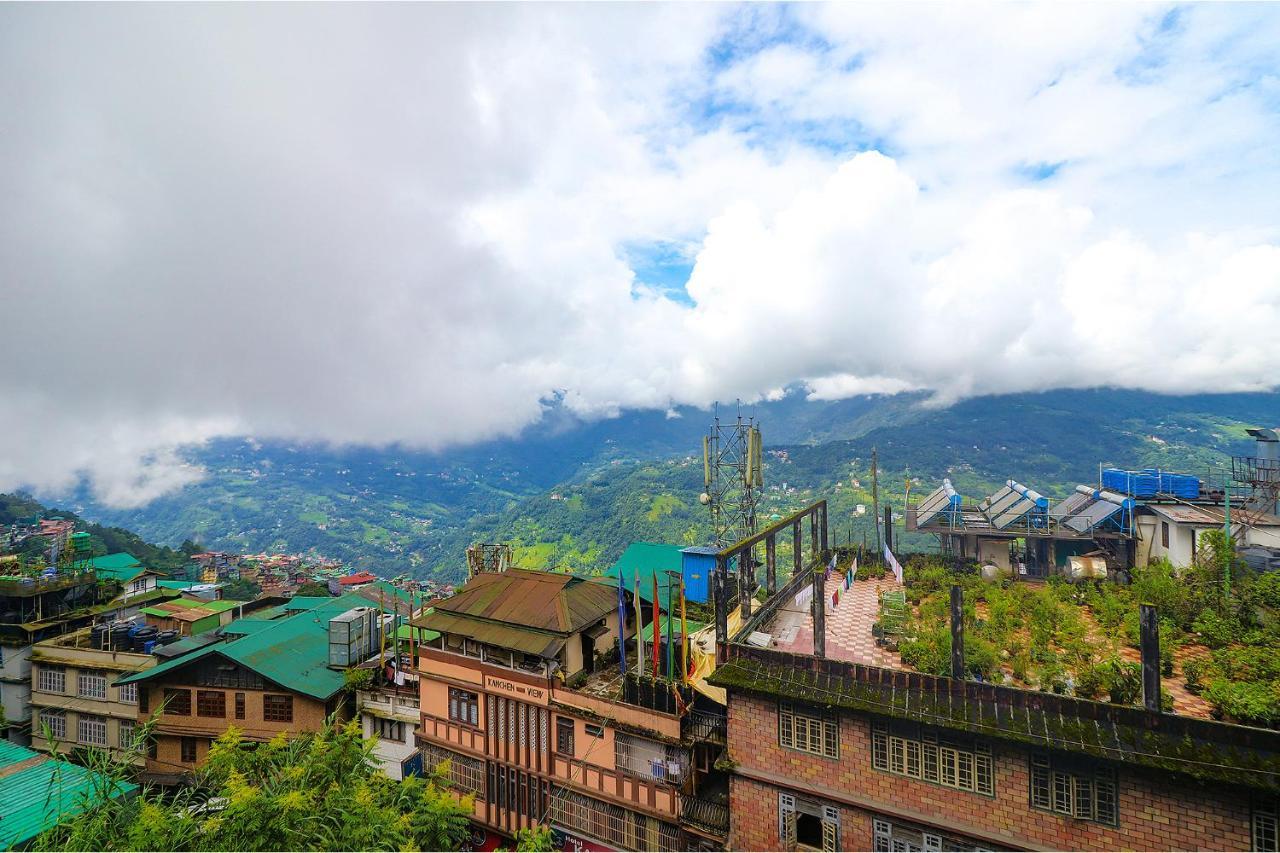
[0, 3, 1277, 506]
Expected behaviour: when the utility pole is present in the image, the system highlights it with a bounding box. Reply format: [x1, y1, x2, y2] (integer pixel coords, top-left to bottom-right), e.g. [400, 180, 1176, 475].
[872, 448, 881, 556]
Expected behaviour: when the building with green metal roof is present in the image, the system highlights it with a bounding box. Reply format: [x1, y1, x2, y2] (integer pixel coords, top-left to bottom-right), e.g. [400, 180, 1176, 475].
[0, 739, 136, 848]
[603, 542, 686, 611]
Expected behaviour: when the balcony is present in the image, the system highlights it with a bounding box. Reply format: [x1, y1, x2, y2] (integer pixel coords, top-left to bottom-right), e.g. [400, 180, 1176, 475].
[358, 688, 420, 722]
[681, 794, 729, 837]
[682, 709, 726, 745]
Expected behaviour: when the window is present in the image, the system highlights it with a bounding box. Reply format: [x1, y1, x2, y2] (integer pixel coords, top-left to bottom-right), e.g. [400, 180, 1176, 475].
[38, 708, 66, 739]
[118, 683, 138, 704]
[872, 817, 986, 852]
[235, 692, 246, 720]
[139, 687, 149, 714]
[447, 687, 478, 726]
[779, 793, 839, 852]
[615, 732, 687, 783]
[263, 693, 293, 723]
[548, 787, 681, 852]
[872, 721, 993, 797]
[119, 720, 137, 749]
[421, 743, 485, 797]
[77, 671, 108, 699]
[584, 722, 604, 738]
[376, 717, 405, 742]
[556, 717, 576, 756]
[1029, 753, 1117, 825]
[1161, 521, 1170, 548]
[37, 666, 66, 694]
[164, 688, 191, 716]
[1255, 800, 1279, 852]
[779, 701, 839, 759]
[181, 736, 198, 763]
[196, 690, 226, 718]
[78, 714, 108, 746]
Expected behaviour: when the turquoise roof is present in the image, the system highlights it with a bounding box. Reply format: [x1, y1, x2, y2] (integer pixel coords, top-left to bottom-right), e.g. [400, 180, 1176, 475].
[118, 592, 393, 700]
[157, 580, 199, 590]
[603, 542, 686, 611]
[0, 740, 136, 848]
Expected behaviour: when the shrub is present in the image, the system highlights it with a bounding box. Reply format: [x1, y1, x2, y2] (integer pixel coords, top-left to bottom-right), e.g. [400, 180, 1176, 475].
[1193, 610, 1242, 649]
[965, 637, 999, 680]
[1182, 657, 1206, 694]
[1073, 664, 1105, 701]
[1202, 679, 1280, 726]
[1098, 657, 1142, 705]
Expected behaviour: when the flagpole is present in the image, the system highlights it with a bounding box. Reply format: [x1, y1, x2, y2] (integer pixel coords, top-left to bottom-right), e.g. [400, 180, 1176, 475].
[617, 570, 627, 677]
[680, 573, 689, 685]
[634, 571, 643, 676]
[651, 574, 661, 678]
[665, 573, 675, 680]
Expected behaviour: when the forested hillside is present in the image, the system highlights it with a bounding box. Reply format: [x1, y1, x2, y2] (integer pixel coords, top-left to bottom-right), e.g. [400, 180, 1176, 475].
[47, 389, 1277, 581]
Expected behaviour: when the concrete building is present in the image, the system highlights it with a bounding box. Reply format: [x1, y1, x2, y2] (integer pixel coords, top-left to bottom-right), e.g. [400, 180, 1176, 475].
[28, 627, 155, 764]
[357, 665, 421, 780]
[1136, 503, 1280, 568]
[414, 567, 731, 851]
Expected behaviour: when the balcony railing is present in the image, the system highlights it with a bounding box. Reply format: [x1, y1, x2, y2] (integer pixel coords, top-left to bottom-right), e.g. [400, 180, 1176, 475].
[681, 796, 729, 836]
[683, 709, 726, 744]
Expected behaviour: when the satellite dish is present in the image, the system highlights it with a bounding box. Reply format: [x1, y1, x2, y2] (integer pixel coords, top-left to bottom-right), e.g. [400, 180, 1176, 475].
[699, 492, 711, 505]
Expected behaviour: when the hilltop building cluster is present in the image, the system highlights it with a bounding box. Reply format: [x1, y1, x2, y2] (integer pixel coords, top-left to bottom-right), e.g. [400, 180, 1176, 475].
[3, 425, 1280, 851]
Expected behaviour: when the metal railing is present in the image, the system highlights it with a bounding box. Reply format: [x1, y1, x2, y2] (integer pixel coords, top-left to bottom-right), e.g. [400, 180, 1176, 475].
[681, 795, 729, 835]
[683, 709, 727, 744]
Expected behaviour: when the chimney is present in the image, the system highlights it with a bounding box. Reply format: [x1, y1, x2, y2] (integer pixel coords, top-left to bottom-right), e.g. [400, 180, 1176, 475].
[1140, 603, 1161, 712]
[950, 585, 964, 679]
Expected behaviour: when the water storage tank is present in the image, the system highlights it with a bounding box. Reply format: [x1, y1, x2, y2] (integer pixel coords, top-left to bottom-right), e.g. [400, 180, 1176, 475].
[328, 607, 378, 667]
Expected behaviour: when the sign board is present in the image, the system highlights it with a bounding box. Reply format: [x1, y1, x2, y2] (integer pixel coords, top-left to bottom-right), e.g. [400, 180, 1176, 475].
[485, 674, 548, 705]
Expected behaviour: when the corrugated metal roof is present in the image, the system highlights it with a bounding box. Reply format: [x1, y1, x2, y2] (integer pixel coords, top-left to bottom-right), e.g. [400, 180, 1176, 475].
[119, 591, 392, 700]
[0, 740, 136, 848]
[430, 569, 616, 635]
[419, 610, 566, 657]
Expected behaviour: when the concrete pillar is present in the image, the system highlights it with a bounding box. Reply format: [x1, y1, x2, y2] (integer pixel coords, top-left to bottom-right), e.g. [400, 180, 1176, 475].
[766, 534, 777, 595]
[1140, 603, 1161, 713]
[813, 568, 826, 659]
[950, 585, 965, 680]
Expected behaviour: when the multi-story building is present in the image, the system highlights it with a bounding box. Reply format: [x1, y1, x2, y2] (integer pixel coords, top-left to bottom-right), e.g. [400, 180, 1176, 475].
[356, 662, 421, 780]
[414, 567, 731, 851]
[116, 591, 393, 783]
[28, 627, 155, 763]
[705, 501, 1280, 852]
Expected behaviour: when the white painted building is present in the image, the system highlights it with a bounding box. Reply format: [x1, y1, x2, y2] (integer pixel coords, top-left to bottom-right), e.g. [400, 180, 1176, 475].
[1136, 504, 1280, 568]
[357, 679, 420, 780]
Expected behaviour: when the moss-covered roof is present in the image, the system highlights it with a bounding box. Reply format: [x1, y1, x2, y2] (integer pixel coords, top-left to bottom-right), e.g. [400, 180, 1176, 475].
[709, 649, 1280, 792]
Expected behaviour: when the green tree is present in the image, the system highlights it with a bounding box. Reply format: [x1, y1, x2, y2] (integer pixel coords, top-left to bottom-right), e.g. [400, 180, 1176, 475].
[36, 717, 472, 852]
[296, 581, 332, 597]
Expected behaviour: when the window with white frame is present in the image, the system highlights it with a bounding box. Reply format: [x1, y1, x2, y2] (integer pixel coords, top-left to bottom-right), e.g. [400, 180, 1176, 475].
[37, 666, 66, 694]
[38, 708, 66, 739]
[78, 714, 108, 746]
[1029, 753, 1117, 825]
[871, 720, 993, 797]
[1255, 799, 1279, 852]
[118, 719, 137, 749]
[77, 671, 108, 699]
[872, 817, 990, 852]
[778, 701, 839, 759]
[118, 683, 138, 704]
[778, 792, 840, 852]
[375, 717, 405, 742]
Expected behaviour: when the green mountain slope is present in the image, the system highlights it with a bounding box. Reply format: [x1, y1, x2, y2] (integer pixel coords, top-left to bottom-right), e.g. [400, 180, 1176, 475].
[50, 389, 1277, 581]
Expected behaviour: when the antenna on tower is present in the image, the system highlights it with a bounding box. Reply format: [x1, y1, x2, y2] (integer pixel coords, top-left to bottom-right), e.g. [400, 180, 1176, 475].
[700, 402, 762, 547]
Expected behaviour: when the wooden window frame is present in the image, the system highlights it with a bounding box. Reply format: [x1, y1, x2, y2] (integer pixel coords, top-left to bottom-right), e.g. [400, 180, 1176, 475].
[234, 692, 246, 720]
[556, 716, 576, 756]
[196, 690, 226, 718]
[779, 701, 839, 759]
[872, 721, 993, 797]
[181, 736, 198, 763]
[263, 693, 294, 723]
[1029, 753, 1118, 825]
[164, 688, 192, 716]
[448, 687, 479, 727]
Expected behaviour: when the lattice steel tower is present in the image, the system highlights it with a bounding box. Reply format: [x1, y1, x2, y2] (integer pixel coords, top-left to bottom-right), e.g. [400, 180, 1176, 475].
[700, 406, 763, 547]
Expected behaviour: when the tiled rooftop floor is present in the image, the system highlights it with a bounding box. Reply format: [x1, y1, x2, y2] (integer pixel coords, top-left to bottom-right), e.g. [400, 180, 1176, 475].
[763, 568, 1217, 720]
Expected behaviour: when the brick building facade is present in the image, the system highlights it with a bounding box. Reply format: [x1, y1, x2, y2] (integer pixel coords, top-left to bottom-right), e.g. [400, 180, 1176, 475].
[724, 691, 1265, 851]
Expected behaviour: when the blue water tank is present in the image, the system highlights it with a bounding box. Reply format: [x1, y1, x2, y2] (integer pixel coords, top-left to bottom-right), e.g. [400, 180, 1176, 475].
[680, 547, 717, 605]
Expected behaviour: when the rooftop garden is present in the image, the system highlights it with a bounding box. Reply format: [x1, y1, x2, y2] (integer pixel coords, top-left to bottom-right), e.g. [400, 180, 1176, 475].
[879, 531, 1280, 727]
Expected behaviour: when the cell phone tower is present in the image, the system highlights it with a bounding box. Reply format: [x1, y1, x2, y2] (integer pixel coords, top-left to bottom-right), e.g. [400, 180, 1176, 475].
[700, 404, 763, 548]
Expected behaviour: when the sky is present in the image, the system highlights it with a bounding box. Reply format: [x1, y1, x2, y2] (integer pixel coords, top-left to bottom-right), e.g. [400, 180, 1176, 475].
[2, 3, 1279, 507]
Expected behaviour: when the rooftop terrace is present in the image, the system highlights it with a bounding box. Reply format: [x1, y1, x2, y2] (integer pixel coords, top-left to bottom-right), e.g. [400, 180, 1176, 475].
[755, 558, 1230, 722]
